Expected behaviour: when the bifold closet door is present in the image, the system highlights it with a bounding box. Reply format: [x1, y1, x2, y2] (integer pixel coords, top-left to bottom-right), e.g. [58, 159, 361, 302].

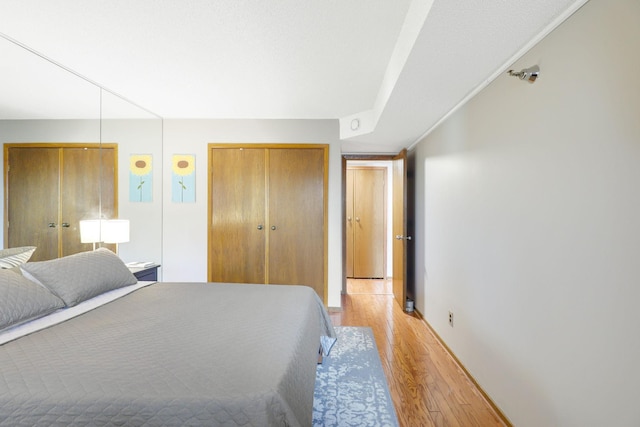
[268, 148, 324, 297]
[208, 144, 327, 302]
[209, 148, 266, 284]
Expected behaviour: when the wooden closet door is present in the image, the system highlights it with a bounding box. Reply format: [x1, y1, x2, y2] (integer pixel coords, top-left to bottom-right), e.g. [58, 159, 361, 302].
[346, 168, 355, 277]
[353, 168, 385, 278]
[209, 148, 267, 283]
[61, 147, 116, 257]
[268, 148, 325, 299]
[7, 147, 60, 261]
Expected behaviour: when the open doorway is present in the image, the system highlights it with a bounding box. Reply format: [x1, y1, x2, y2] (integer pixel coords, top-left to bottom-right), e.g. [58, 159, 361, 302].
[342, 151, 408, 308]
[345, 159, 393, 296]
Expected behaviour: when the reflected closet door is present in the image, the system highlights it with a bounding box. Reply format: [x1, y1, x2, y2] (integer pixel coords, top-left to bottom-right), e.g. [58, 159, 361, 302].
[61, 147, 116, 257]
[7, 147, 59, 261]
[7, 145, 118, 261]
[209, 148, 266, 283]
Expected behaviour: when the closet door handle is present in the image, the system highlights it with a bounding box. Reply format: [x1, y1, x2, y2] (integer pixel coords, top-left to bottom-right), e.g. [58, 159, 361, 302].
[61, 223, 70, 228]
[271, 225, 277, 231]
[355, 217, 360, 222]
[257, 225, 263, 230]
[48, 222, 56, 228]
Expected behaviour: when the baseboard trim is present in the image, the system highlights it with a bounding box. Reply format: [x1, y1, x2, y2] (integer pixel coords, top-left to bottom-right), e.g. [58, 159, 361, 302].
[413, 308, 513, 427]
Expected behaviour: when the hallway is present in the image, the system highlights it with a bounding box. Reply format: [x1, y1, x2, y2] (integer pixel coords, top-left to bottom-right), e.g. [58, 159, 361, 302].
[329, 279, 508, 427]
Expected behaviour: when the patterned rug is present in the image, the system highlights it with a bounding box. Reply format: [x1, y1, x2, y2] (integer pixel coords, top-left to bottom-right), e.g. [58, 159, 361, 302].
[313, 326, 399, 426]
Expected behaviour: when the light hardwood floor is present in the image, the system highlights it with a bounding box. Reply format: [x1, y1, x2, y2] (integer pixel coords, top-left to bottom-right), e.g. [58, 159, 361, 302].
[329, 279, 508, 427]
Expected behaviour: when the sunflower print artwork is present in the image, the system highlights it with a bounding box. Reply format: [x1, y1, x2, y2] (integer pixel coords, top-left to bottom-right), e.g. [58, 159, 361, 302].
[129, 154, 153, 202]
[172, 154, 195, 203]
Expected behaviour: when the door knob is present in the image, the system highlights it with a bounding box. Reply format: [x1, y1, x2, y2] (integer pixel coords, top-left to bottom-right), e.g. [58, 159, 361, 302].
[355, 217, 360, 222]
[61, 223, 70, 228]
[271, 225, 277, 230]
[347, 216, 352, 221]
[48, 222, 56, 228]
[257, 225, 263, 230]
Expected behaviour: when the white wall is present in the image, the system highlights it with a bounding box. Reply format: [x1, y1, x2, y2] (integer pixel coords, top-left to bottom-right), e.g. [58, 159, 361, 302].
[411, 0, 640, 425]
[161, 119, 343, 308]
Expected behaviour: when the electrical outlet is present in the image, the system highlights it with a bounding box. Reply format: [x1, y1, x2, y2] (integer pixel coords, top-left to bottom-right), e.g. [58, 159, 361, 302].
[448, 311, 454, 327]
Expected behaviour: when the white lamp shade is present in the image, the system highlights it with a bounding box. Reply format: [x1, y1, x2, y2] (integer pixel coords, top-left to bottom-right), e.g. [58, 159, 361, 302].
[79, 219, 105, 243]
[103, 220, 130, 244]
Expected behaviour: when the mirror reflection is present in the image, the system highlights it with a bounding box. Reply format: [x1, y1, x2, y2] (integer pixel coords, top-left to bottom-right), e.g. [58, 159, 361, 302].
[0, 35, 162, 274]
[100, 90, 163, 271]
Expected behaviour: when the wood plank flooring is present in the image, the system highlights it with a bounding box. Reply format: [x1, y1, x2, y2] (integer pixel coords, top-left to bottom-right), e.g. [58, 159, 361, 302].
[329, 279, 508, 427]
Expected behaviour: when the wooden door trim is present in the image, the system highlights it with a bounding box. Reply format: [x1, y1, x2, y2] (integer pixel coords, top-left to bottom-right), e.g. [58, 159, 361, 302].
[4, 142, 117, 149]
[392, 149, 408, 309]
[4, 143, 119, 250]
[209, 143, 328, 150]
[207, 143, 329, 305]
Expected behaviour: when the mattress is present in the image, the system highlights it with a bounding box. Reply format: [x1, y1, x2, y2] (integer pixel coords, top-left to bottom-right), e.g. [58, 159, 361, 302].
[0, 282, 336, 426]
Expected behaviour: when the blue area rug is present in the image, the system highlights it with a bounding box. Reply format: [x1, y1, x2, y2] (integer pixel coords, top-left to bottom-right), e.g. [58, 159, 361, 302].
[313, 326, 399, 426]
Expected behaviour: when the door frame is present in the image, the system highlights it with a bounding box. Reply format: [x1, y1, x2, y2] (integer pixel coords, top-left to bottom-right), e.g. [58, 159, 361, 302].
[342, 152, 406, 302]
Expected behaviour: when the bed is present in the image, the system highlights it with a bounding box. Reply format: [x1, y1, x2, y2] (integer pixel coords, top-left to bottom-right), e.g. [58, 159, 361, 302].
[0, 248, 336, 426]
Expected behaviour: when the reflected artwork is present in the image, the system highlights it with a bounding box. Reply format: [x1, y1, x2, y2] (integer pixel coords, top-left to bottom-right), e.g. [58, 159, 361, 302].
[129, 154, 153, 202]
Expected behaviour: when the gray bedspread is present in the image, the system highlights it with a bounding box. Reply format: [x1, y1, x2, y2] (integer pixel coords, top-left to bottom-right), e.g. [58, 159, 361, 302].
[0, 282, 336, 426]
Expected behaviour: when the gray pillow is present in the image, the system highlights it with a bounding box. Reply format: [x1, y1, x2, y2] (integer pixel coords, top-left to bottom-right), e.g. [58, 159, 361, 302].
[21, 248, 138, 307]
[0, 269, 64, 331]
[0, 246, 36, 269]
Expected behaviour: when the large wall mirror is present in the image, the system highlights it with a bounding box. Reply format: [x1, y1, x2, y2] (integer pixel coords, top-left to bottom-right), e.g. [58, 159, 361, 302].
[101, 91, 163, 271]
[0, 35, 163, 274]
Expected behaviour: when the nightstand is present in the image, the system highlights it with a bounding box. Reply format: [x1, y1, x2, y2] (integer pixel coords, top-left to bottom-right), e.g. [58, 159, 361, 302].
[129, 264, 160, 281]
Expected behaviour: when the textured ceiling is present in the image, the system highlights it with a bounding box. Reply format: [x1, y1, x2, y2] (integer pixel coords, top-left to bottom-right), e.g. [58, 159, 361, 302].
[0, 0, 587, 153]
